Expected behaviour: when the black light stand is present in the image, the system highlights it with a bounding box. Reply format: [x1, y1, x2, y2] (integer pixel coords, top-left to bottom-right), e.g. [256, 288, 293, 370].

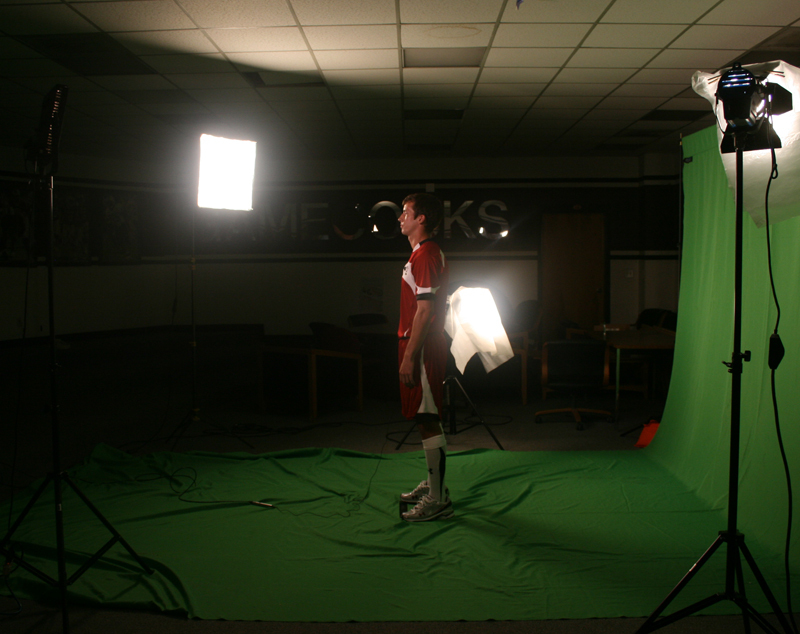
[0, 85, 152, 634]
[634, 130, 793, 634]
[394, 368, 504, 450]
[166, 195, 253, 451]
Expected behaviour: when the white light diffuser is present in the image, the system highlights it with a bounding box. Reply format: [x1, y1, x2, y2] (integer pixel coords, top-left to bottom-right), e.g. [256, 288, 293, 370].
[693, 60, 800, 227]
[445, 286, 514, 374]
[197, 134, 257, 211]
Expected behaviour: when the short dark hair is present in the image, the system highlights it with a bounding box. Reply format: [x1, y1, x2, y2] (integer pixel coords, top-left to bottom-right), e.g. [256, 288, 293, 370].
[403, 193, 444, 235]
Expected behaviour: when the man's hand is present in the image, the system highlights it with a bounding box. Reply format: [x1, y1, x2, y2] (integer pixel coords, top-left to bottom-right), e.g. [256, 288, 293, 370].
[399, 356, 416, 387]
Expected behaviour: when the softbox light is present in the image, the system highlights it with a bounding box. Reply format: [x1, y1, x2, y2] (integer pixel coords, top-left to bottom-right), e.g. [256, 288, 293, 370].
[693, 60, 800, 227]
[197, 134, 257, 211]
[445, 286, 514, 374]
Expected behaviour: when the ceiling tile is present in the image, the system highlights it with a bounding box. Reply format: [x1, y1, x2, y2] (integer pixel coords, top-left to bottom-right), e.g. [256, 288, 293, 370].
[178, 0, 295, 28]
[494, 24, 592, 48]
[205, 27, 307, 53]
[338, 99, 401, 114]
[256, 69, 322, 85]
[141, 54, 235, 74]
[670, 25, 781, 50]
[484, 47, 572, 67]
[400, 0, 504, 24]
[462, 108, 527, 122]
[404, 83, 474, 98]
[480, 67, 558, 83]
[112, 30, 220, 55]
[658, 97, 711, 111]
[71, 1, 196, 32]
[257, 85, 331, 101]
[90, 74, 179, 91]
[699, 0, 800, 27]
[323, 69, 401, 85]
[581, 108, 651, 121]
[554, 68, 636, 83]
[0, 36, 42, 59]
[403, 97, 469, 110]
[304, 25, 398, 50]
[401, 24, 493, 48]
[226, 51, 317, 72]
[470, 96, 536, 108]
[596, 96, 666, 110]
[567, 48, 660, 68]
[627, 68, 698, 84]
[290, 0, 396, 25]
[473, 83, 546, 96]
[0, 57, 75, 77]
[600, 0, 718, 24]
[403, 67, 479, 84]
[610, 83, 686, 98]
[583, 24, 687, 48]
[316, 49, 399, 70]
[501, 0, 612, 24]
[167, 73, 252, 89]
[535, 95, 602, 109]
[648, 49, 742, 69]
[329, 84, 401, 99]
[0, 5, 97, 35]
[542, 83, 617, 96]
[185, 88, 262, 103]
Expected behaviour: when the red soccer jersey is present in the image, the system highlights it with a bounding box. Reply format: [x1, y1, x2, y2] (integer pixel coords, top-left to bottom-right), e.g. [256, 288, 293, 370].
[398, 239, 449, 339]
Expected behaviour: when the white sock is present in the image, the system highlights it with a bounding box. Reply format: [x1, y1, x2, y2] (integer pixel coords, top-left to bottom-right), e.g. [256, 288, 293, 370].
[422, 433, 447, 502]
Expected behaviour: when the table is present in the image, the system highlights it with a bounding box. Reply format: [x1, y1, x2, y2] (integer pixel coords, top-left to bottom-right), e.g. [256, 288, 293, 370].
[604, 327, 676, 417]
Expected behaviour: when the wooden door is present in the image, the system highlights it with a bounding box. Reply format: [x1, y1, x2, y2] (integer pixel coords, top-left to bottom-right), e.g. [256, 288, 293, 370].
[539, 213, 606, 343]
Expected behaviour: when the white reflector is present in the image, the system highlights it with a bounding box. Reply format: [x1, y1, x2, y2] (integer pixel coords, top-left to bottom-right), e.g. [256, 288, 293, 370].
[445, 286, 514, 374]
[197, 134, 257, 211]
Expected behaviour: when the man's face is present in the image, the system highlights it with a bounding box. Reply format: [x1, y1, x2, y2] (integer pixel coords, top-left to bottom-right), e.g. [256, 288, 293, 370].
[400, 201, 424, 236]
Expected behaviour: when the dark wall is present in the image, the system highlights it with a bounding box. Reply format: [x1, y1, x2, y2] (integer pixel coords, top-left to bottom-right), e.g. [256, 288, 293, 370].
[0, 176, 680, 264]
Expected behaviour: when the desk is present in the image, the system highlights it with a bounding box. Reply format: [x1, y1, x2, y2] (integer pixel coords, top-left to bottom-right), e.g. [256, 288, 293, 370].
[604, 328, 675, 416]
[261, 346, 363, 421]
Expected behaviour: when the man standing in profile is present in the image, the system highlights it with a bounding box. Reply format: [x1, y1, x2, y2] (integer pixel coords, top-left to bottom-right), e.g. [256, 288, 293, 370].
[397, 193, 452, 522]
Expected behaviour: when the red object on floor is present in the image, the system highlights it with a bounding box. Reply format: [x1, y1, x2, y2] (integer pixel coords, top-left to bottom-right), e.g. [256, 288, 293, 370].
[635, 421, 660, 447]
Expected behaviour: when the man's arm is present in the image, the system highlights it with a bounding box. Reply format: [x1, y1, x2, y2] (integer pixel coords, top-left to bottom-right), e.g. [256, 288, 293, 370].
[399, 298, 434, 387]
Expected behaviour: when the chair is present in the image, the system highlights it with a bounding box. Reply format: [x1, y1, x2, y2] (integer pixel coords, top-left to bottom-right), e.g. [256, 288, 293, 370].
[505, 300, 541, 406]
[534, 339, 612, 430]
[260, 323, 363, 421]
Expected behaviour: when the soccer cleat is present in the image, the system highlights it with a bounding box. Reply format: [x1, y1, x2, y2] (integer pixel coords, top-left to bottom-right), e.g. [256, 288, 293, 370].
[399, 480, 449, 504]
[402, 493, 454, 522]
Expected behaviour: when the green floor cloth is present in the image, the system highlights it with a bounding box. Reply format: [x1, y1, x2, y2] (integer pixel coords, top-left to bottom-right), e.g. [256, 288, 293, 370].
[2, 443, 788, 621]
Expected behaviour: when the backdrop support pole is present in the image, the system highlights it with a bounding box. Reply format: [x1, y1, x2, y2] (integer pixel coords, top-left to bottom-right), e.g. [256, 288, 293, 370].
[634, 134, 793, 634]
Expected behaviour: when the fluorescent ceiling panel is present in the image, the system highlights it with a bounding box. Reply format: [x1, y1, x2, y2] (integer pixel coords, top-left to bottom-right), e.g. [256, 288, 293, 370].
[403, 48, 485, 68]
[401, 24, 493, 48]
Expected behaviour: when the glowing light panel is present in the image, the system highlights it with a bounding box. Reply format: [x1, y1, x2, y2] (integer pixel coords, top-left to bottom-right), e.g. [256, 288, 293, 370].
[445, 286, 513, 374]
[197, 134, 257, 211]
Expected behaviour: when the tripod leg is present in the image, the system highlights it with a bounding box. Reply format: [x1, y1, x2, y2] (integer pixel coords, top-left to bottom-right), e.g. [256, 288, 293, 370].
[735, 550, 753, 634]
[448, 376, 504, 450]
[635, 534, 725, 633]
[739, 540, 796, 634]
[62, 474, 153, 575]
[0, 474, 53, 551]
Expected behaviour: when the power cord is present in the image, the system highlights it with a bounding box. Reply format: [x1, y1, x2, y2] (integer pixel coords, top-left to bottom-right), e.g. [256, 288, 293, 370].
[763, 134, 797, 634]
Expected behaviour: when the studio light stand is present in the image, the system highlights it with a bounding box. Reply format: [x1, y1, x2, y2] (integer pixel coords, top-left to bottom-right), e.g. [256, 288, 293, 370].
[0, 85, 152, 634]
[167, 134, 258, 451]
[635, 64, 794, 634]
[394, 370, 504, 451]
